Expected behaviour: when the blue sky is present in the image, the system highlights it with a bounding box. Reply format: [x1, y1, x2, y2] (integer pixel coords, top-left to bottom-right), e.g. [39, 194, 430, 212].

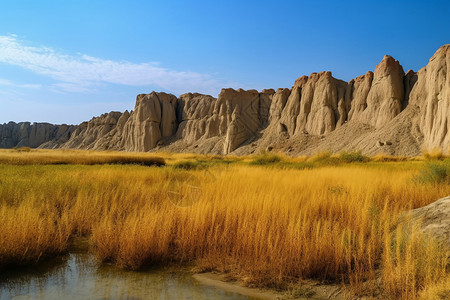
[0, 0, 449, 124]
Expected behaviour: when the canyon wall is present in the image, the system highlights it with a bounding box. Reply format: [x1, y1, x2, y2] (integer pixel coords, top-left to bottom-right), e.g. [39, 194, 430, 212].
[1, 44, 449, 156]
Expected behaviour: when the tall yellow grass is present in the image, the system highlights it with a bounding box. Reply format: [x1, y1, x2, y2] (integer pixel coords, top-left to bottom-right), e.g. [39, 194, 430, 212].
[0, 149, 165, 166]
[0, 150, 448, 299]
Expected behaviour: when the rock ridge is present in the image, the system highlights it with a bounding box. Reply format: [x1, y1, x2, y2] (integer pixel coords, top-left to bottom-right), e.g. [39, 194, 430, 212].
[1, 44, 449, 156]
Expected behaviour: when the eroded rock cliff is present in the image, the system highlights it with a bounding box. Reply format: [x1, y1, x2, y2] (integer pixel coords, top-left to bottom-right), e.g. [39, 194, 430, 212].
[409, 44, 450, 151]
[1, 44, 449, 156]
[0, 122, 75, 148]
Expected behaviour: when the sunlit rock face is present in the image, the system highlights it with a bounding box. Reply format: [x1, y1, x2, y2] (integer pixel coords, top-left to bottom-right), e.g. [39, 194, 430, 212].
[175, 93, 217, 145]
[2, 44, 450, 156]
[409, 45, 450, 151]
[59, 111, 124, 150]
[353, 55, 405, 128]
[121, 92, 178, 151]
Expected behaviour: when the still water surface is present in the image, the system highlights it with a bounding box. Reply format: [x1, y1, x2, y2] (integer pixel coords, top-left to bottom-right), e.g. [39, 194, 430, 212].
[0, 251, 257, 300]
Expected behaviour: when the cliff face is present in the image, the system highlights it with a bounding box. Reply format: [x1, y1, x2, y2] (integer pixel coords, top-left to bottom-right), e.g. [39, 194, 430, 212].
[1, 44, 449, 156]
[0, 122, 75, 148]
[121, 92, 177, 151]
[409, 45, 450, 151]
[351, 55, 405, 128]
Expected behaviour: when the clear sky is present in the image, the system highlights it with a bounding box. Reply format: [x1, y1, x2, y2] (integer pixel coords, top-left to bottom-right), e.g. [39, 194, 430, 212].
[0, 0, 448, 124]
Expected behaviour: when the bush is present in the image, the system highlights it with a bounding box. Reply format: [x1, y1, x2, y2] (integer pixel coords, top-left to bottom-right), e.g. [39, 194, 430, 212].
[308, 151, 369, 166]
[250, 152, 284, 165]
[105, 156, 166, 167]
[338, 151, 370, 163]
[415, 162, 448, 184]
[309, 152, 340, 166]
[172, 161, 203, 170]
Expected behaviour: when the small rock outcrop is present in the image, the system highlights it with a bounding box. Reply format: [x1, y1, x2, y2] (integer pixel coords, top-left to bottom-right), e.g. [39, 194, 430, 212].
[403, 197, 450, 248]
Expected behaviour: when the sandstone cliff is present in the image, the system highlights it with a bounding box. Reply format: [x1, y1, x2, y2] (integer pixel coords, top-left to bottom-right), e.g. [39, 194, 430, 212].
[1, 44, 449, 156]
[409, 44, 450, 151]
[0, 122, 75, 148]
[121, 92, 177, 151]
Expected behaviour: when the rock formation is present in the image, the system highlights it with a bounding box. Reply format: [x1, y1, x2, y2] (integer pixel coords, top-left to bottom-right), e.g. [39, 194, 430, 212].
[347, 71, 373, 121]
[409, 44, 450, 151]
[350, 56, 406, 128]
[220, 88, 263, 153]
[176, 93, 217, 144]
[401, 196, 450, 248]
[55, 111, 124, 150]
[0, 122, 75, 148]
[121, 92, 176, 151]
[1, 44, 449, 156]
[269, 88, 290, 123]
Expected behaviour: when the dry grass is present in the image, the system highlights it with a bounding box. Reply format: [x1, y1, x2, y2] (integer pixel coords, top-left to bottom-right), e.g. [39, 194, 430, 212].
[371, 154, 408, 162]
[418, 275, 450, 300]
[423, 149, 447, 161]
[0, 149, 449, 299]
[0, 149, 165, 166]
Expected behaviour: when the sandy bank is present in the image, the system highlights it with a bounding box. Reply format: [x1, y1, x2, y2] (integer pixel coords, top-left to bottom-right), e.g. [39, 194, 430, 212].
[193, 272, 345, 300]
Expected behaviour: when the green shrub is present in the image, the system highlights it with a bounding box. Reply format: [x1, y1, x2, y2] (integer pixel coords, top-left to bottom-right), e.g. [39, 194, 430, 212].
[338, 151, 370, 163]
[106, 156, 166, 167]
[309, 151, 369, 166]
[172, 161, 203, 170]
[250, 152, 284, 165]
[415, 162, 448, 184]
[283, 161, 314, 170]
[309, 152, 340, 166]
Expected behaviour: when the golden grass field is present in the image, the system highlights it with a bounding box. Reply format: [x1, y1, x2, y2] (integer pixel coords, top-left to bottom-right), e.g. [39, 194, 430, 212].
[0, 149, 449, 299]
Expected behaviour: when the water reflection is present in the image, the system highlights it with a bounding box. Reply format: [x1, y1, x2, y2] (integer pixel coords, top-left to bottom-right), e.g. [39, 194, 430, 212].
[0, 253, 256, 300]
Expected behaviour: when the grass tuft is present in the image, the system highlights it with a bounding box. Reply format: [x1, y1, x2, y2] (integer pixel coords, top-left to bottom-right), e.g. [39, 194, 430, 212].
[12, 146, 31, 152]
[415, 162, 449, 184]
[172, 160, 204, 170]
[337, 151, 370, 163]
[308, 151, 369, 165]
[371, 154, 407, 162]
[423, 149, 446, 161]
[0, 150, 165, 166]
[249, 152, 284, 165]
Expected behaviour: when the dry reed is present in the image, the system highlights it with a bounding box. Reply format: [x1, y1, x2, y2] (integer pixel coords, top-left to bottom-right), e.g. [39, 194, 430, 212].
[0, 149, 448, 299]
